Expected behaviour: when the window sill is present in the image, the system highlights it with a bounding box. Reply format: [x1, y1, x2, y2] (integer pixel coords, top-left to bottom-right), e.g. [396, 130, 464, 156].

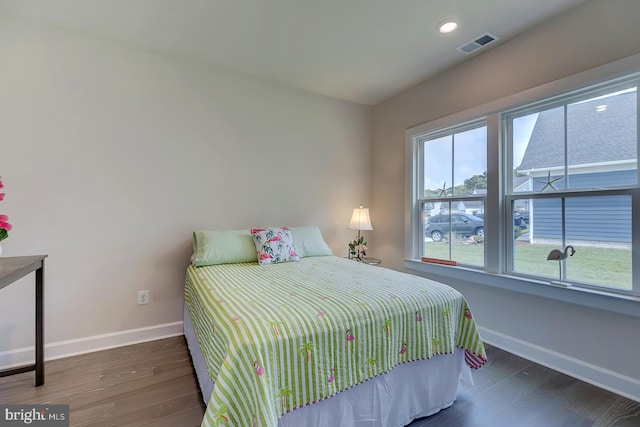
[404, 258, 640, 319]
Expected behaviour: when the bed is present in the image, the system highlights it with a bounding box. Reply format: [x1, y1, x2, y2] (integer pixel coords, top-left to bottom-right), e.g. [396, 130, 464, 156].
[184, 227, 486, 427]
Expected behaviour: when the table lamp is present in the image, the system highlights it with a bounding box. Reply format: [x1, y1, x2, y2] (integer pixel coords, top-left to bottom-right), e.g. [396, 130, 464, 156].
[348, 205, 373, 260]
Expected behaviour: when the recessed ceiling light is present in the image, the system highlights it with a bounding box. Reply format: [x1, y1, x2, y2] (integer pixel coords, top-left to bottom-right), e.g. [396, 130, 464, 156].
[596, 104, 607, 112]
[438, 19, 459, 34]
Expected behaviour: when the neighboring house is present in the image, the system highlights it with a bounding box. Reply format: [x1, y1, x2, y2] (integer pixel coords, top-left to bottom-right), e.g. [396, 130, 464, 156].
[464, 189, 486, 216]
[515, 90, 636, 243]
[424, 189, 486, 217]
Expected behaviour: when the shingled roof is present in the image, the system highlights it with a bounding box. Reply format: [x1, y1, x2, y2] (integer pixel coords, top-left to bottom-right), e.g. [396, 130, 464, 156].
[517, 90, 637, 171]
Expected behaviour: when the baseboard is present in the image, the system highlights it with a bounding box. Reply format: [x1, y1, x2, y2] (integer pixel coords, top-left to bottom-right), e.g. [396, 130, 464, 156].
[479, 326, 640, 403]
[0, 321, 184, 370]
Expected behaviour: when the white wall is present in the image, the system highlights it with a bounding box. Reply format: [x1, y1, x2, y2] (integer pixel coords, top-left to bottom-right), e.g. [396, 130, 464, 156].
[0, 16, 371, 360]
[372, 0, 640, 399]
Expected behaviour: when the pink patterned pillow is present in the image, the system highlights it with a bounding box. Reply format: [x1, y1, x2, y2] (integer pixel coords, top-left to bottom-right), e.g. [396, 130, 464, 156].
[251, 227, 300, 265]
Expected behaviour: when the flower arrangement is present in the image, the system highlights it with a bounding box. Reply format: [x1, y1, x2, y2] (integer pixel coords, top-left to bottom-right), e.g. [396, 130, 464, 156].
[348, 235, 367, 261]
[0, 177, 12, 242]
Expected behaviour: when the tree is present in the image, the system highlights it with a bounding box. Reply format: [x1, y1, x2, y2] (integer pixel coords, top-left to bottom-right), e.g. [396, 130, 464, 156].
[425, 172, 487, 198]
[463, 171, 487, 195]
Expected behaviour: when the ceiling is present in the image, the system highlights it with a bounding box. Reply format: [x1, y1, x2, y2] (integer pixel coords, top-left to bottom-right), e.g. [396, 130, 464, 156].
[0, 0, 589, 105]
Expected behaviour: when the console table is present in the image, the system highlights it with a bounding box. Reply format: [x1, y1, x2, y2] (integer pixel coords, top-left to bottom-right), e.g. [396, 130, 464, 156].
[0, 255, 47, 386]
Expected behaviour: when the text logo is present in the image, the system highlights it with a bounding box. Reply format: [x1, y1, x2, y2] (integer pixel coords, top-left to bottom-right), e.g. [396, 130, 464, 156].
[0, 405, 69, 426]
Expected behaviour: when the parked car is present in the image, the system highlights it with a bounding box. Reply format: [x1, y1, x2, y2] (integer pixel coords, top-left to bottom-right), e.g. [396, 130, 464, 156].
[475, 212, 528, 229]
[425, 213, 484, 242]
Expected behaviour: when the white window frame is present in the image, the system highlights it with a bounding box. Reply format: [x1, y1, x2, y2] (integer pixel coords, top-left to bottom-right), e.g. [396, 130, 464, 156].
[503, 77, 639, 291]
[404, 53, 640, 319]
[416, 119, 487, 267]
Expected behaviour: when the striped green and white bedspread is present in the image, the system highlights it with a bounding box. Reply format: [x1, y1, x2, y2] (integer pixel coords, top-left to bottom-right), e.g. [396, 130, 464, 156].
[185, 256, 486, 427]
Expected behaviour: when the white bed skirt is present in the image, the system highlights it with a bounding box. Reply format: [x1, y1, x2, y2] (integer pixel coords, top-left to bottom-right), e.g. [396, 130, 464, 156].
[184, 303, 472, 427]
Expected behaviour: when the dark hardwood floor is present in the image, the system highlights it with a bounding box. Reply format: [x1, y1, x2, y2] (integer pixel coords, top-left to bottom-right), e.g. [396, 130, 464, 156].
[0, 336, 638, 426]
[0, 337, 205, 426]
[410, 345, 640, 427]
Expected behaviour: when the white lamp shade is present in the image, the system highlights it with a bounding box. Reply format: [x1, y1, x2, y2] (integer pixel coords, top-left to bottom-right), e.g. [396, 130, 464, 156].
[348, 207, 373, 231]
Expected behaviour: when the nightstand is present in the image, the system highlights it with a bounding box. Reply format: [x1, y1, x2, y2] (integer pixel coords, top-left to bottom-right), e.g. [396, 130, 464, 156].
[360, 257, 381, 266]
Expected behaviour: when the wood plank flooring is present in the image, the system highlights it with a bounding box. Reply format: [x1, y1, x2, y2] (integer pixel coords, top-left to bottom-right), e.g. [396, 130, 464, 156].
[0, 336, 638, 426]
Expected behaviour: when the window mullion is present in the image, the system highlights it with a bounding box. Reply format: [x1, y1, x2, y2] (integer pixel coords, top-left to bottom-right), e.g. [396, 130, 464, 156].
[633, 189, 640, 294]
[561, 105, 568, 273]
[486, 113, 501, 273]
[450, 133, 455, 197]
[563, 104, 568, 189]
[634, 85, 640, 293]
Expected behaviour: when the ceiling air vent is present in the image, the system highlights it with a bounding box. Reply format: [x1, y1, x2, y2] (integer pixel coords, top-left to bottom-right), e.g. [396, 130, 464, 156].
[457, 33, 498, 55]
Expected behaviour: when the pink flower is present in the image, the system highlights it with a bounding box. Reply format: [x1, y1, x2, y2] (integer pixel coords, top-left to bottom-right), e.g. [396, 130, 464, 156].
[0, 177, 10, 241]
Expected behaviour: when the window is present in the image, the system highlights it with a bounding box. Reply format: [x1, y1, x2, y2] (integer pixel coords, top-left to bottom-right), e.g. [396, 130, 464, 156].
[418, 122, 487, 267]
[505, 80, 637, 291]
[407, 67, 640, 297]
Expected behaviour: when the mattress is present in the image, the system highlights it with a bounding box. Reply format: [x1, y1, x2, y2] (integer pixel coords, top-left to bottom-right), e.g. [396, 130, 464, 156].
[184, 256, 486, 426]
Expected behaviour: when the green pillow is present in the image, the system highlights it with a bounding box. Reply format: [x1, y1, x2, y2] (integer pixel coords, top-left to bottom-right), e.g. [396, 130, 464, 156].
[289, 226, 333, 257]
[192, 230, 258, 266]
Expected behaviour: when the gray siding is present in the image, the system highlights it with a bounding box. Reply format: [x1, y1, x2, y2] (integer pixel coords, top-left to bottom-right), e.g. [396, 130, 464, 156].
[531, 171, 633, 243]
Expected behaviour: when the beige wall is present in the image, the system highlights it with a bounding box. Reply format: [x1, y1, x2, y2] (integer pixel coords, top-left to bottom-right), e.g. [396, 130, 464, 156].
[0, 16, 371, 353]
[372, 0, 640, 395]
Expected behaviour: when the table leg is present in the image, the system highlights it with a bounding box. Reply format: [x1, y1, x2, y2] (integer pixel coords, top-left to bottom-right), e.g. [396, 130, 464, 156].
[35, 263, 44, 386]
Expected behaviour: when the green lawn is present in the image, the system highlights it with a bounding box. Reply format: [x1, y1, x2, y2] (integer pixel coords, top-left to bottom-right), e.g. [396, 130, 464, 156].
[424, 238, 631, 290]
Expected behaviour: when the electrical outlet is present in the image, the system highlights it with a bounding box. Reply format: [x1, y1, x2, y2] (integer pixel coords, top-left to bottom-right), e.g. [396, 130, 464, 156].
[137, 290, 150, 305]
